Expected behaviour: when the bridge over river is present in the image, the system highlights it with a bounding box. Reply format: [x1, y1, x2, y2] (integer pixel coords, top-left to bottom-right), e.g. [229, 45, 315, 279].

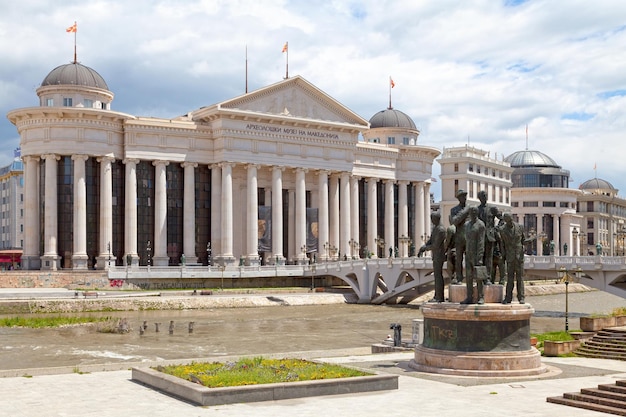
[109, 255, 626, 305]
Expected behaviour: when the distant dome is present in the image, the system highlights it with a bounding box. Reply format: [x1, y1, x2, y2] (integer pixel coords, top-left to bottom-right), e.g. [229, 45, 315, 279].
[580, 178, 616, 191]
[41, 62, 109, 89]
[505, 150, 559, 168]
[369, 108, 416, 130]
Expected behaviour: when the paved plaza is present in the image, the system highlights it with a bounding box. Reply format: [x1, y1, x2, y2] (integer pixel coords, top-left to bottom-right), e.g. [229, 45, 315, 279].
[0, 351, 625, 417]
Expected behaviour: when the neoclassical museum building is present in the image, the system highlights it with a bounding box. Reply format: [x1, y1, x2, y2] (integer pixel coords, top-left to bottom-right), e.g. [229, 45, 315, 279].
[8, 61, 440, 270]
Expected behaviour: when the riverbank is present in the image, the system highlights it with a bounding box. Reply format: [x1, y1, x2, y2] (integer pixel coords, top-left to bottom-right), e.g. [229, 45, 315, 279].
[0, 282, 594, 314]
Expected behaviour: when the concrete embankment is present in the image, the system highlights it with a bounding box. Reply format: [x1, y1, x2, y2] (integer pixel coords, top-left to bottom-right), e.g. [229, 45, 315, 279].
[0, 283, 592, 314]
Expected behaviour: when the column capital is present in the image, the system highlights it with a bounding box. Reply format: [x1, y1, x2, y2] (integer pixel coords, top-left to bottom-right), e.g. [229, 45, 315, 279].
[245, 163, 259, 170]
[122, 158, 139, 165]
[42, 154, 60, 162]
[181, 161, 198, 168]
[294, 167, 308, 174]
[23, 155, 40, 163]
[71, 154, 89, 162]
[97, 155, 115, 164]
[152, 160, 170, 167]
[398, 179, 409, 186]
[271, 165, 285, 173]
[366, 177, 378, 184]
[384, 178, 396, 185]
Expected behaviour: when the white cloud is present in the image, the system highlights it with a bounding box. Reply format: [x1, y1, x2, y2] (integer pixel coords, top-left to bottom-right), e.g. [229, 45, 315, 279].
[1, 0, 626, 197]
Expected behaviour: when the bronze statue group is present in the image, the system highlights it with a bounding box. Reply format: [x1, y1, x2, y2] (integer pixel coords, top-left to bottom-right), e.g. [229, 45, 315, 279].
[419, 189, 527, 305]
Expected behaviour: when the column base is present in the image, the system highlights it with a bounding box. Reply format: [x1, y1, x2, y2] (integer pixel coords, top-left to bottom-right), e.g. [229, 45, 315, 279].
[40, 254, 59, 271]
[96, 255, 117, 270]
[72, 254, 90, 270]
[246, 256, 260, 266]
[152, 256, 169, 267]
[124, 254, 140, 267]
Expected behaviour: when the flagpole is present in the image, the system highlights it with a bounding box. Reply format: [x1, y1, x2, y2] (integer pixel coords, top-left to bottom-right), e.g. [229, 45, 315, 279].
[285, 42, 289, 79]
[73, 21, 77, 63]
[388, 76, 392, 109]
[245, 45, 248, 93]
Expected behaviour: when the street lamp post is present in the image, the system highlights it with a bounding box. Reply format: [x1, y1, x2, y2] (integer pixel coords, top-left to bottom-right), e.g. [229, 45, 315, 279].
[375, 236, 385, 258]
[146, 240, 152, 269]
[558, 266, 583, 331]
[572, 227, 579, 256]
[107, 242, 111, 269]
[399, 235, 411, 258]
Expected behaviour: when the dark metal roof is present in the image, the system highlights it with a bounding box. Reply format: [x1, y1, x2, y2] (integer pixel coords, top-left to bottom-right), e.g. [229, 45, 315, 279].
[579, 178, 615, 191]
[41, 62, 109, 89]
[505, 150, 559, 168]
[369, 108, 417, 130]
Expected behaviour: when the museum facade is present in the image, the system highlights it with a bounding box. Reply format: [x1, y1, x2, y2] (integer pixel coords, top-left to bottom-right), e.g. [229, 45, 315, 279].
[7, 62, 440, 270]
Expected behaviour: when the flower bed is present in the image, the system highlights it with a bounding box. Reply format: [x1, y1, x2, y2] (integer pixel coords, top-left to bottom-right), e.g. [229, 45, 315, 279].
[132, 358, 398, 406]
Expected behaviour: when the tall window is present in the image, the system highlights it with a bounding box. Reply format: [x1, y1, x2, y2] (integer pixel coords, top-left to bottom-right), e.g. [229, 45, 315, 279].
[166, 164, 184, 265]
[84, 99, 93, 108]
[46, 98, 53, 106]
[63, 98, 73, 107]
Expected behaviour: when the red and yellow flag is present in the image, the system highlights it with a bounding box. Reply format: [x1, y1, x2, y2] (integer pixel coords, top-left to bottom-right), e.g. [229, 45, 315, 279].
[390, 77, 395, 88]
[66, 22, 77, 33]
[282, 42, 288, 53]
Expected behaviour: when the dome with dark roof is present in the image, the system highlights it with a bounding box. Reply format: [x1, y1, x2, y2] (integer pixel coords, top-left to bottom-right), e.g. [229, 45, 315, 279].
[580, 178, 616, 191]
[505, 150, 559, 168]
[41, 62, 109, 89]
[369, 108, 417, 130]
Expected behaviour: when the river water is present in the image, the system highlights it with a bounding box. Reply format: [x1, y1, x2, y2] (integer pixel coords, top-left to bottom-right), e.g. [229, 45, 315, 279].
[1, 291, 624, 371]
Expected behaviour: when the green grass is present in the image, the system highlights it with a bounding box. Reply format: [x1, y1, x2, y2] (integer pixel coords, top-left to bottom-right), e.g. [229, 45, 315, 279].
[154, 357, 372, 388]
[0, 315, 111, 328]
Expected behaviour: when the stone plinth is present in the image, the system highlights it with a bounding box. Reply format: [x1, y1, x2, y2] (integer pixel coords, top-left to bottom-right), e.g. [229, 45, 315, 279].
[409, 303, 547, 377]
[448, 283, 504, 303]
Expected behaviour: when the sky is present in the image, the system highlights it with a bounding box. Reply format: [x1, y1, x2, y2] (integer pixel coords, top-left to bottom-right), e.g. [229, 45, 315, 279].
[1, 0, 626, 200]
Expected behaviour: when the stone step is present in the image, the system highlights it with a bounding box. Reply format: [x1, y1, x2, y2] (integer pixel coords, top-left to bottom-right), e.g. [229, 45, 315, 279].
[547, 395, 626, 416]
[581, 341, 626, 352]
[564, 392, 626, 410]
[581, 387, 626, 402]
[575, 351, 626, 361]
[547, 380, 626, 416]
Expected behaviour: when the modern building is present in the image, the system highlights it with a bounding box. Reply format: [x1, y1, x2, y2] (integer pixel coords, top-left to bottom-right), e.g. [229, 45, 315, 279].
[505, 150, 581, 256]
[7, 61, 440, 271]
[438, 145, 514, 225]
[577, 178, 626, 256]
[0, 158, 24, 268]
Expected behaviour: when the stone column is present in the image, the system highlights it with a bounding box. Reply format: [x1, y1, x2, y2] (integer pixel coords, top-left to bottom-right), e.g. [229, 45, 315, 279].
[246, 164, 260, 265]
[97, 156, 114, 269]
[182, 162, 198, 264]
[211, 165, 222, 258]
[553, 214, 560, 255]
[41, 154, 59, 270]
[367, 178, 378, 258]
[398, 180, 408, 257]
[22, 156, 40, 270]
[221, 162, 235, 265]
[424, 182, 432, 237]
[71, 155, 89, 269]
[317, 170, 329, 261]
[414, 182, 425, 249]
[271, 166, 284, 264]
[123, 159, 138, 266]
[329, 174, 339, 260]
[295, 168, 308, 263]
[153, 160, 169, 266]
[384, 180, 395, 258]
[536, 214, 544, 255]
[340, 172, 351, 260]
[351, 176, 360, 259]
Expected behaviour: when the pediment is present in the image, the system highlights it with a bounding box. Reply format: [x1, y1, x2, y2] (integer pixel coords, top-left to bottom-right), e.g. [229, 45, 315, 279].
[217, 76, 368, 127]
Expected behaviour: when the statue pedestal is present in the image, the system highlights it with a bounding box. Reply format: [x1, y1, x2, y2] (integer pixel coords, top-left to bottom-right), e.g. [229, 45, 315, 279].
[409, 303, 547, 377]
[448, 282, 504, 303]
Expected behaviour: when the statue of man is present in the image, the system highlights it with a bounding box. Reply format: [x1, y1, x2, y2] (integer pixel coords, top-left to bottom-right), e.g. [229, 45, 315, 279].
[449, 189, 469, 284]
[461, 206, 486, 305]
[477, 190, 497, 284]
[418, 212, 447, 303]
[500, 212, 526, 304]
